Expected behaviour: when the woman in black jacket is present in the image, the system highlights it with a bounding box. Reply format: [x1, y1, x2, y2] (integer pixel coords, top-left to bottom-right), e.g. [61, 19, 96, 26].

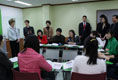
[0, 35, 13, 80]
[96, 15, 110, 40]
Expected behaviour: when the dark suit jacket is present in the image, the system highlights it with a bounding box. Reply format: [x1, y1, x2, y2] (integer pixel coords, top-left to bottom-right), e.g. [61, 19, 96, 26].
[79, 22, 91, 38]
[96, 23, 110, 38]
[0, 50, 13, 80]
[23, 26, 35, 38]
[53, 35, 65, 44]
[111, 22, 118, 40]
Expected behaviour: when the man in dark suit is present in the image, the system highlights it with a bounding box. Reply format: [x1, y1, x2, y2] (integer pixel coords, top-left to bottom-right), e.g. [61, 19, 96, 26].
[23, 20, 35, 38]
[111, 15, 118, 41]
[78, 15, 91, 44]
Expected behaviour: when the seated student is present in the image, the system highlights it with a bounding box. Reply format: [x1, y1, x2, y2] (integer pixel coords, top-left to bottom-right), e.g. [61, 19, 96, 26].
[105, 29, 118, 56]
[67, 30, 81, 45]
[72, 37, 106, 74]
[37, 29, 48, 44]
[85, 31, 106, 48]
[18, 35, 52, 80]
[0, 35, 13, 80]
[53, 28, 65, 44]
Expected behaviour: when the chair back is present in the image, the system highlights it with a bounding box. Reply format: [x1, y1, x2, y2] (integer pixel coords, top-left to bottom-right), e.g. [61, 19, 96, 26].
[71, 72, 106, 80]
[12, 69, 40, 80]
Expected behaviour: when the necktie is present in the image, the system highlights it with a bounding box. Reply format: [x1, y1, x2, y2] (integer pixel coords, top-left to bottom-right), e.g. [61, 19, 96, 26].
[84, 23, 86, 30]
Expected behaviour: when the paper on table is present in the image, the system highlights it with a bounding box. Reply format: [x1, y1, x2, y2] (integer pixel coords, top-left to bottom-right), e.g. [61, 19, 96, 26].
[98, 49, 104, 52]
[47, 60, 63, 70]
[9, 57, 18, 62]
[79, 46, 84, 49]
[63, 60, 74, 70]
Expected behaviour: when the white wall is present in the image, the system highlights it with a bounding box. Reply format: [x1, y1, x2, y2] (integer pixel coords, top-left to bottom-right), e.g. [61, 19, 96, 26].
[0, 5, 24, 38]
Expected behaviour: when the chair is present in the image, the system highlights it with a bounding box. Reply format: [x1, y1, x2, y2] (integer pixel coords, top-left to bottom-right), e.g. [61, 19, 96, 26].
[12, 69, 40, 80]
[71, 72, 106, 80]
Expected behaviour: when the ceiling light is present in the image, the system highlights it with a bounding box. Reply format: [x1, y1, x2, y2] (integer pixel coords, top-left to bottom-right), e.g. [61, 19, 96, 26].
[14, 0, 32, 6]
[72, 0, 78, 2]
[7, 0, 13, 1]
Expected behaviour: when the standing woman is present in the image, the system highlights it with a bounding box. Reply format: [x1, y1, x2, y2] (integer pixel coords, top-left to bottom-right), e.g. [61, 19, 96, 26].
[96, 15, 110, 40]
[43, 20, 53, 43]
[7, 18, 20, 57]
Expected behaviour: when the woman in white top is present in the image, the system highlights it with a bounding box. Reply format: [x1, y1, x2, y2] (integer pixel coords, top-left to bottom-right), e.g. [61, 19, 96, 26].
[72, 37, 106, 74]
[7, 18, 20, 57]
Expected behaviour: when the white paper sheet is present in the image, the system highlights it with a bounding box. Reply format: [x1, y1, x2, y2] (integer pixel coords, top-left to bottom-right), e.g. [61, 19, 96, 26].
[63, 60, 74, 69]
[9, 57, 18, 62]
[47, 60, 63, 70]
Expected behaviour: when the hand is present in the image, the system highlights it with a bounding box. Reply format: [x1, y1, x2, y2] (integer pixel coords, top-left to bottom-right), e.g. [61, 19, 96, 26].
[48, 37, 50, 39]
[39, 40, 41, 43]
[105, 49, 109, 52]
[79, 36, 82, 38]
[17, 39, 20, 43]
[98, 53, 105, 58]
[105, 56, 110, 61]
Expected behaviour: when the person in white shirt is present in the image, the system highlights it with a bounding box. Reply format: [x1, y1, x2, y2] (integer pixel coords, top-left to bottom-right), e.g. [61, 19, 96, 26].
[7, 18, 20, 57]
[72, 37, 106, 74]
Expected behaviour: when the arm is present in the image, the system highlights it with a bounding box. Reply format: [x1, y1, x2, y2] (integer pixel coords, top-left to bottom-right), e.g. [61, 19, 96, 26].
[32, 27, 35, 35]
[79, 24, 82, 36]
[72, 57, 78, 73]
[41, 36, 48, 44]
[39, 56, 52, 72]
[23, 28, 27, 37]
[75, 36, 82, 45]
[0, 53, 13, 70]
[62, 36, 65, 44]
[107, 41, 117, 55]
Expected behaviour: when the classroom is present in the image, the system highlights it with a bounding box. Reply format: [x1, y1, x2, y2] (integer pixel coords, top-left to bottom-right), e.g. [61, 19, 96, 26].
[0, 0, 118, 80]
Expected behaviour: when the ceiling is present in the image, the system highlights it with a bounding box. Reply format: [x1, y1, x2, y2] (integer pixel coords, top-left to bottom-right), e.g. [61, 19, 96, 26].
[0, 0, 103, 8]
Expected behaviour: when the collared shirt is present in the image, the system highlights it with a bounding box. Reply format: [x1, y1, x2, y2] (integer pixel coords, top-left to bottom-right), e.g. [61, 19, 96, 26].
[7, 26, 20, 41]
[83, 22, 86, 26]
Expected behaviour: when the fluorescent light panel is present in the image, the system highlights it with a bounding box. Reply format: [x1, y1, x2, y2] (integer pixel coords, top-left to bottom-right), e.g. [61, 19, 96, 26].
[14, 0, 32, 6]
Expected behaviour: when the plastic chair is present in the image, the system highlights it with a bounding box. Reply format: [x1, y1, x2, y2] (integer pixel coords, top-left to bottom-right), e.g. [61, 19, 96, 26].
[12, 69, 40, 80]
[71, 72, 106, 80]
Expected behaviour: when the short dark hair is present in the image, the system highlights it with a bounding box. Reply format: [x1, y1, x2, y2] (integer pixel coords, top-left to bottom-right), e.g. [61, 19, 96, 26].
[84, 37, 98, 65]
[56, 28, 62, 33]
[113, 15, 118, 19]
[0, 35, 3, 45]
[91, 31, 97, 36]
[83, 15, 87, 19]
[22, 35, 40, 53]
[9, 18, 15, 25]
[106, 29, 114, 36]
[25, 20, 30, 23]
[37, 29, 43, 35]
[46, 20, 51, 25]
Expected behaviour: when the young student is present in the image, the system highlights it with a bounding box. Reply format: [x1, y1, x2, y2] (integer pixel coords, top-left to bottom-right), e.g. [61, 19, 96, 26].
[18, 35, 52, 80]
[43, 20, 53, 43]
[23, 20, 35, 38]
[37, 29, 48, 44]
[105, 29, 118, 56]
[53, 28, 65, 44]
[84, 31, 106, 48]
[67, 30, 81, 45]
[0, 35, 13, 80]
[7, 18, 20, 57]
[72, 37, 106, 74]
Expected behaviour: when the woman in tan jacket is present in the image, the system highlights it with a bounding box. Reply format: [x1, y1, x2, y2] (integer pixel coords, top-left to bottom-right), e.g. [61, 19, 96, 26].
[43, 20, 53, 43]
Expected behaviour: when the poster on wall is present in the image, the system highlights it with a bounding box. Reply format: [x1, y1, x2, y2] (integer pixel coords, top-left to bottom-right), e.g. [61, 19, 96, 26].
[97, 9, 118, 26]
